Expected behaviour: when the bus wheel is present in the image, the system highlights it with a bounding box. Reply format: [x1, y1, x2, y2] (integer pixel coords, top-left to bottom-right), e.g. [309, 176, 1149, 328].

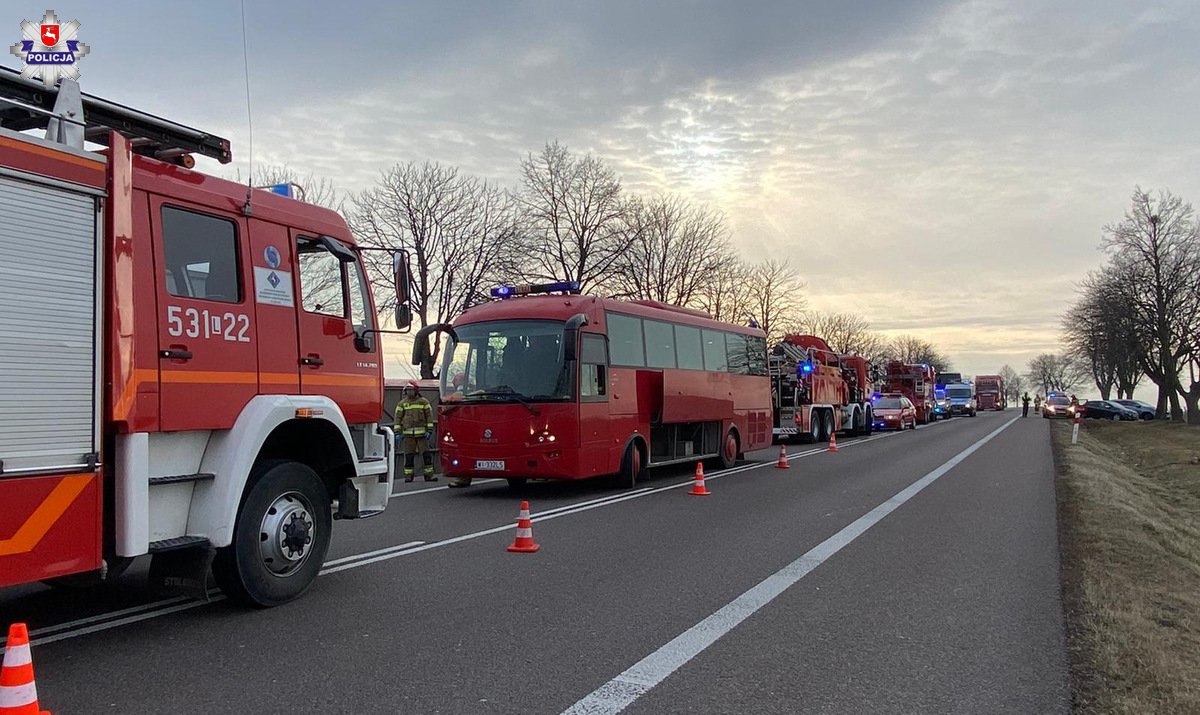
[716, 429, 738, 470]
[212, 460, 331, 608]
[505, 478, 528, 489]
[616, 443, 642, 489]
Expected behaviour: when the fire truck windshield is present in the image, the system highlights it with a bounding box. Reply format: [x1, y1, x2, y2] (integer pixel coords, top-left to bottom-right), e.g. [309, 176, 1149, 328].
[439, 320, 573, 402]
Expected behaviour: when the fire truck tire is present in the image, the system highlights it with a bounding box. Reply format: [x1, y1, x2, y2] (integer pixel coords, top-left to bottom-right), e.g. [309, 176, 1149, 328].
[816, 411, 831, 442]
[805, 414, 820, 443]
[863, 409, 874, 435]
[616, 442, 643, 489]
[212, 460, 331, 608]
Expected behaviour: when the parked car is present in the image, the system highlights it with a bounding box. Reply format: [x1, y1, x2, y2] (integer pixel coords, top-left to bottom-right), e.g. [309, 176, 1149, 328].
[1112, 399, 1157, 420]
[872, 393, 918, 431]
[1080, 400, 1139, 421]
[1041, 394, 1074, 419]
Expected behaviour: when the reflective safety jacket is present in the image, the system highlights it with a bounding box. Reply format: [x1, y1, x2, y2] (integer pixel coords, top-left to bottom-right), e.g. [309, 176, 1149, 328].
[396, 396, 434, 436]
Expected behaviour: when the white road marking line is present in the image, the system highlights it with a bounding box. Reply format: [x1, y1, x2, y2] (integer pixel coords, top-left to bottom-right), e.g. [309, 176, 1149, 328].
[560, 415, 1020, 715]
[321, 541, 426, 569]
[6, 427, 909, 649]
[390, 478, 501, 498]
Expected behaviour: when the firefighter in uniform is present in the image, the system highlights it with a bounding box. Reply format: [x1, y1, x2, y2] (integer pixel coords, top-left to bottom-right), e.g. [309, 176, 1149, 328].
[1021, 392, 1031, 417]
[396, 381, 437, 482]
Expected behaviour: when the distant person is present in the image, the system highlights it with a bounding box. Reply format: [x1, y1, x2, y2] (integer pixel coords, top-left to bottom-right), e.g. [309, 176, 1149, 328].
[396, 381, 436, 483]
[1034, 394, 1042, 412]
[1070, 394, 1079, 408]
[1021, 392, 1031, 417]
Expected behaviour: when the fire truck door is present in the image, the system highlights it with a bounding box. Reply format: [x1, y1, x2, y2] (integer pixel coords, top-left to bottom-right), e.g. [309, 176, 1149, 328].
[293, 233, 380, 424]
[152, 201, 258, 431]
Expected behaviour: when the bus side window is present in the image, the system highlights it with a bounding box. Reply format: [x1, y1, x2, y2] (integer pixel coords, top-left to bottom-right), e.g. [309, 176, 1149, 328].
[581, 334, 608, 400]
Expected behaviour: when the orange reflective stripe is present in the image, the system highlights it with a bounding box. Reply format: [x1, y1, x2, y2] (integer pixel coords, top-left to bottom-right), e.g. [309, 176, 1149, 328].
[0, 474, 93, 556]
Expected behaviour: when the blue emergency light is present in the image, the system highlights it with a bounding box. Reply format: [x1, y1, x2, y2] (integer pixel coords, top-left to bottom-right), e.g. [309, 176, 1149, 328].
[267, 183, 294, 198]
[490, 280, 581, 299]
[799, 362, 814, 375]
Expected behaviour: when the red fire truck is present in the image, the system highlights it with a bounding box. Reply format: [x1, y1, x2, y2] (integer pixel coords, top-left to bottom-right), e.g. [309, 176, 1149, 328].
[0, 70, 403, 606]
[769, 335, 875, 442]
[975, 374, 1006, 410]
[415, 283, 773, 488]
[884, 361, 937, 424]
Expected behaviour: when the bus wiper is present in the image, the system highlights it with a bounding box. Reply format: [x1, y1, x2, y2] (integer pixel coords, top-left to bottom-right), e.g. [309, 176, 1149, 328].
[465, 388, 540, 414]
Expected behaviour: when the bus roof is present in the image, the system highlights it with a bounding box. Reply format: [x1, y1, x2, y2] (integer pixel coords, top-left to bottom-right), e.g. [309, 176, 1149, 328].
[453, 294, 766, 336]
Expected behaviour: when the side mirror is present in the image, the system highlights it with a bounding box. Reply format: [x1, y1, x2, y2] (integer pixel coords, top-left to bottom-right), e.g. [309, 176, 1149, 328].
[563, 313, 590, 362]
[354, 329, 375, 352]
[395, 304, 412, 331]
[394, 250, 412, 305]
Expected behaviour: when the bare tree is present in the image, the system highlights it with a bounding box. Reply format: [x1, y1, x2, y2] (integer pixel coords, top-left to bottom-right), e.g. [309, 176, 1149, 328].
[998, 364, 1025, 404]
[1063, 267, 1143, 400]
[887, 335, 952, 374]
[746, 258, 806, 343]
[1026, 353, 1087, 395]
[694, 255, 755, 325]
[349, 161, 519, 374]
[1101, 187, 1200, 420]
[610, 194, 729, 305]
[515, 141, 630, 293]
[801, 311, 888, 358]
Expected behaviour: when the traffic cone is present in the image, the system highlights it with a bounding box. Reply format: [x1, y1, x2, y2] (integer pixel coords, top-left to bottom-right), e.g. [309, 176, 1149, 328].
[506, 501, 540, 553]
[689, 463, 711, 496]
[1, 623, 50, 715]
[828, 432, 839, 453]
[776, 446, 790, 469]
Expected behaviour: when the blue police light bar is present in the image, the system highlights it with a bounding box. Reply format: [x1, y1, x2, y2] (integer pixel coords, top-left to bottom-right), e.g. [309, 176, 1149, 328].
[490, 280, 581, 299]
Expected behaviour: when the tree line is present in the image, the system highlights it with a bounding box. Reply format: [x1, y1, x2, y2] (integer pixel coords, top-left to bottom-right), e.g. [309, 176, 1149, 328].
[1057, 187, 1200, 422]
[245, 143, 954, 377]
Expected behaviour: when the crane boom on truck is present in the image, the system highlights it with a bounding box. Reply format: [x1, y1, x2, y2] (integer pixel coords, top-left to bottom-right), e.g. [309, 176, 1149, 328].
[0, 69, 407, 606]
[769, 335, 874, 443]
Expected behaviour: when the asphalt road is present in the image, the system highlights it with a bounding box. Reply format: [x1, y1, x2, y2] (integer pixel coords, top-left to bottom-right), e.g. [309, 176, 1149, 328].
[0, 411, 1070, 714]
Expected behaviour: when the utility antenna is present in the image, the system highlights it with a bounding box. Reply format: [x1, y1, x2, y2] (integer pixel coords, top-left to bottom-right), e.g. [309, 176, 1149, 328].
[239, 0, 254, 216]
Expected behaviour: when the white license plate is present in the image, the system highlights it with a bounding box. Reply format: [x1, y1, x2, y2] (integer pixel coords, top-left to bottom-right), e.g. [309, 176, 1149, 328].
[475, 460, 505, 471]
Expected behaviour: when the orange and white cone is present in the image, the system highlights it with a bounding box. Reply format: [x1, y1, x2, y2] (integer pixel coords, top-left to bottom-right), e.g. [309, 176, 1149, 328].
[689, 463, 711, 496]
[828, 432, 839, 453]
[506, 500, 540, 553]
[776, 446, 790, 469]
[1, 623, 50, 715]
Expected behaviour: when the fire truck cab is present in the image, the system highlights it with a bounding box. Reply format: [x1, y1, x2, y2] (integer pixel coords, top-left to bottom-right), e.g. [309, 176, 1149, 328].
[0, 70, 400, 606]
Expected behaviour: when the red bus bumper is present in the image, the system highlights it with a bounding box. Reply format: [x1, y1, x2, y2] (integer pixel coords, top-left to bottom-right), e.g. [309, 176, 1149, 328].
[440, 445, 589, 480]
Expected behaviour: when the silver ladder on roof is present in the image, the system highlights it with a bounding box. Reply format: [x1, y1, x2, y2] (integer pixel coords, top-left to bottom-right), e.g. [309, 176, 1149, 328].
[0, 65, 231, 164]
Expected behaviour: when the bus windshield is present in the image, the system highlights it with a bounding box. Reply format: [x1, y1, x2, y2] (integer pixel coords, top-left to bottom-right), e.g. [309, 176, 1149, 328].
[946, 387, 972, 399]
[439, 320, 572, 402]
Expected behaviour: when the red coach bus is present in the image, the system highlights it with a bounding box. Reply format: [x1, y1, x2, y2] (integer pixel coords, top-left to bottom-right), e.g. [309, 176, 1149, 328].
[414, 282, 773, 488]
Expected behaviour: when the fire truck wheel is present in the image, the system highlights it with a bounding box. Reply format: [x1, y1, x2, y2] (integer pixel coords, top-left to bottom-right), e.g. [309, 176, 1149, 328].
[616, 442, 642, 489]
[212, 460, 331, 608]
[863, 409, 874, 435]
[817, 411, 832, 442]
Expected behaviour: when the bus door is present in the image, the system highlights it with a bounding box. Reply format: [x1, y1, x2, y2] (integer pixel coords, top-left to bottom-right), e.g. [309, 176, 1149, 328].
[578, 333, 611, 477]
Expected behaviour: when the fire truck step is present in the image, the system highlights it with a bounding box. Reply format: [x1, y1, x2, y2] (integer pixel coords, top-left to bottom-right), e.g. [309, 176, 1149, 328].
[148, 472, 216, 485]
[147, 535, 210, 553]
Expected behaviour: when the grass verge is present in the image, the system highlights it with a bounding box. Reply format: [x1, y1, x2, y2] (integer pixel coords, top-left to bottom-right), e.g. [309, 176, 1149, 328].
[1053, 418, 1200, 713]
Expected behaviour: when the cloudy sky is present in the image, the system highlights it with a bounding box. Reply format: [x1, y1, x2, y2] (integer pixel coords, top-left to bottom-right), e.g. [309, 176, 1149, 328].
[11, 1, 1200, 385]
